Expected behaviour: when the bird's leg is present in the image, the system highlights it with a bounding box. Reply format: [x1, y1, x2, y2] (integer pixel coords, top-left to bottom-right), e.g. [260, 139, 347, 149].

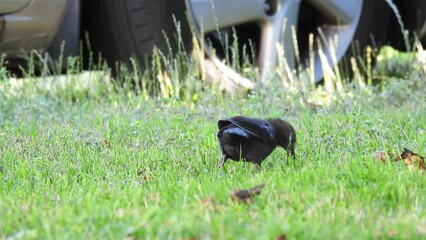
[287, 149, 295, 159]
[255, 161, 261, 171]
[284, 141, 296, 163]
[286, 132, 296, 160]
[218, 154, 228, 168]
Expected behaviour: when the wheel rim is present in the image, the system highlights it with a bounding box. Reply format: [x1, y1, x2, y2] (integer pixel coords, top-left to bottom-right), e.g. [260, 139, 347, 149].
[186, 0, 364, 85]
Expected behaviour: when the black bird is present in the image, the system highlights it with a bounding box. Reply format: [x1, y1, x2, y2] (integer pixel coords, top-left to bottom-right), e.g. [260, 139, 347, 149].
[217, 116, 296, 168]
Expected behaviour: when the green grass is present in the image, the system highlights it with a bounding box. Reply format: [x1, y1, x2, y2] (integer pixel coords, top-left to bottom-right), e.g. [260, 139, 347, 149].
[1, 70, 426, 239]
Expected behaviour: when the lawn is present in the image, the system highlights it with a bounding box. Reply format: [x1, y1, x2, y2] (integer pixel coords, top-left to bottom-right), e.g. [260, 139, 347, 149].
[1, 67, 426, 239]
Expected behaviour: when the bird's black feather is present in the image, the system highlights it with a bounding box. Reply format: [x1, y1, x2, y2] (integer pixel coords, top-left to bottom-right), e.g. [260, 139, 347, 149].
[218, 116, 276, 146]
[217, 116, 296, 168]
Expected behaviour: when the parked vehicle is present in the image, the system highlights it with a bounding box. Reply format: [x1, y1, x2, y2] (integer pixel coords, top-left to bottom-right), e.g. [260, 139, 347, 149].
[1, 0, 425, 84]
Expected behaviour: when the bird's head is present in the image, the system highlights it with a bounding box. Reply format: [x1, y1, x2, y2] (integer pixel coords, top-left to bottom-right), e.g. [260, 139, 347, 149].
[268, 119, 296, 157]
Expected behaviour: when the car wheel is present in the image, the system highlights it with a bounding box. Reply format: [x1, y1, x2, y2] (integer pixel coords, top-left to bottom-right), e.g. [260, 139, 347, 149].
[186, 0, 391, 84]
[81, 0, 191, 71]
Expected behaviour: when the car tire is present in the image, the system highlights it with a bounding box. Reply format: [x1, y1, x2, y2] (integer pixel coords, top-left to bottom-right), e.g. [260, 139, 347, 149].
[81, 0, 191, 71]
[336, 0, 391, 76]
[386, 0, 426, 49]
[351, 0, 391, 53]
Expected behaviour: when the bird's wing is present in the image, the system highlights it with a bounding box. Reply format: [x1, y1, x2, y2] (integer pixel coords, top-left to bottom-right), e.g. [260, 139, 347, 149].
[223, 116, 276, 145]
[218, 119, 232, 130]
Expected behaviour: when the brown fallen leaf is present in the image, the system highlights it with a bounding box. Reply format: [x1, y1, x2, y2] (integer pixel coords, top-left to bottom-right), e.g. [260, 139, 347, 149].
[232, 183, 265, 203]
[137, 170, 153, 182]
[374, 151, 394, 163]
[387, 230, 398, 237]
[276, 233, 287, 240]
[375, 229, 399, 238]
[103, 139, 111, 148]
[200, 196, 225, 211]
[200, 196, 215, 207]
[395, 148, 425, 171]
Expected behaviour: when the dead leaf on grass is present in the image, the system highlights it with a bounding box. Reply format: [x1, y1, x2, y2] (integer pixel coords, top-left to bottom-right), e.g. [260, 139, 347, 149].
[374, 148, 425, 171]
[137, 170, 153, 182]
[387, 230, 398, 237]
[103, 139, 111, 148]
[201, 196, 215, 207]
[374, 151, 393, 163]
[200, 196, 225, 211]
[276, 233, 287, 240]
[232, 183, 265, 203]
[395, 148, 425, 171]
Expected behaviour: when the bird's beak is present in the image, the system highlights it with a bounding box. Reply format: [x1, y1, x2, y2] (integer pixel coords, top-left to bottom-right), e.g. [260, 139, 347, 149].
[286, 144, 295, 159]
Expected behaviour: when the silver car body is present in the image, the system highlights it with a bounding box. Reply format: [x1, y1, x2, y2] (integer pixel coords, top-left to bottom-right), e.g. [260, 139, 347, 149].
[0, 0, 79, 58]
